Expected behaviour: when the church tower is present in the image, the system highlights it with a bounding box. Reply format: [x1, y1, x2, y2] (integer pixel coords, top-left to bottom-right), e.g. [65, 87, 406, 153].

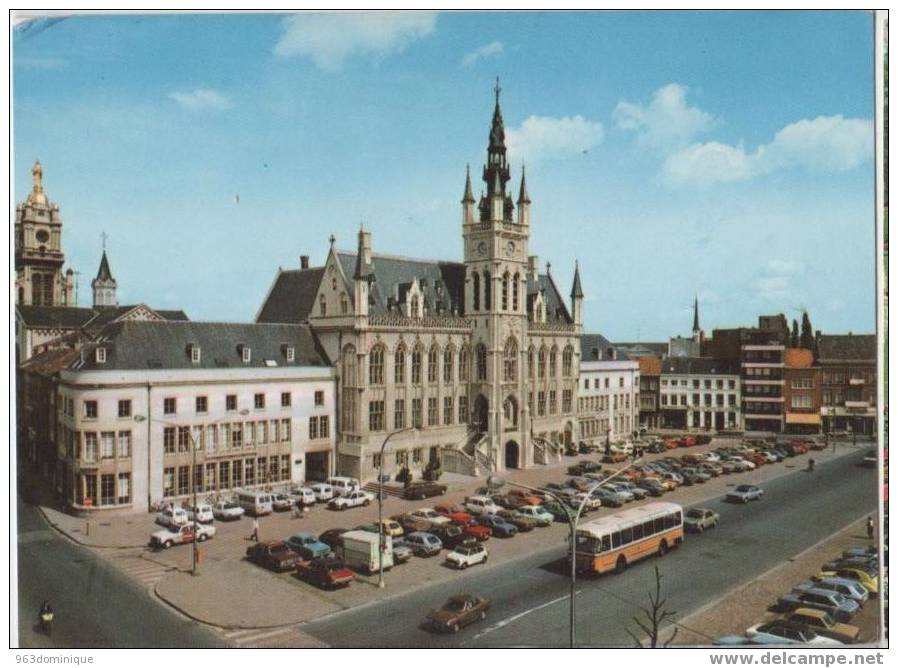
[15, 161, 74, 306]
[462, 80, 531, 469]
[92, 250, 118, 308]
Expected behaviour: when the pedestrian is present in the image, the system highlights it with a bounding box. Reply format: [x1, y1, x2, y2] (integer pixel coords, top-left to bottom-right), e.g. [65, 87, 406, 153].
[250, 517, 259, 542]
[866, 516, 874, 540]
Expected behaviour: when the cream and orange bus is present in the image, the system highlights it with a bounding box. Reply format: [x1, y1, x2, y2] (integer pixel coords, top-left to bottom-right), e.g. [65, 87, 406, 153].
[574, 502, 684, 575]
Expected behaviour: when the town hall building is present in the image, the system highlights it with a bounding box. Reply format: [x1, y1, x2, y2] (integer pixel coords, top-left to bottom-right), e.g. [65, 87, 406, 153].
[257, 86, 583, 481]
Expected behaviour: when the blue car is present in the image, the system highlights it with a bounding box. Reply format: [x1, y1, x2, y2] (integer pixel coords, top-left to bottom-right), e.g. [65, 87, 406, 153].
[478, 513, 518, 538]
[286, 532, 331, 560]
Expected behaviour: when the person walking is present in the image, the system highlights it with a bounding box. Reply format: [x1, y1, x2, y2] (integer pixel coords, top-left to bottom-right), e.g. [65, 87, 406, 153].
[866, 516, 875, 540]
[250, 517, 260, 542]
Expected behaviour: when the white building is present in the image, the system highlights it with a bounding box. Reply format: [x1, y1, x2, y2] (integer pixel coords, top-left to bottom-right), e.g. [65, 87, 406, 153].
[578, 334, 640, 445]
[26, 320, 335, 514]
[659, 357, 742, 431]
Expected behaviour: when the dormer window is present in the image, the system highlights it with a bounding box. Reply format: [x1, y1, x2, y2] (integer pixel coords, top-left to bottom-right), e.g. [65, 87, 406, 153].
[239, 345, 251, 363]
[96, 347, 106, 364]
[285, 346, 295, 362]
[189, 344, 201, 364]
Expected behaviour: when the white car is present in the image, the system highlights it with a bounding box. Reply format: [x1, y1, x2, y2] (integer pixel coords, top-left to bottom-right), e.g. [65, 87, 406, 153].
[328, 490, 374, 510]
[184, 503, 214, 523]
[444, 542, 489, 570]
[271, 493, 293, 512]
[568, 491, 602, 511]
[289, 487, 317, 506]
[150, 522, 216, 549]
[728, 456, 756, 471]
[409, 508, 451, 526]
[464, 495, 502, 515]
[702, 452, 721, 463]
[514, 505, 553, 526]
[310, 483, 335, 502]
[211, 501, 245, 521]
[156, 506, 189, 527]
[611, 441, 634, 455]
[745, 621, 842, 646]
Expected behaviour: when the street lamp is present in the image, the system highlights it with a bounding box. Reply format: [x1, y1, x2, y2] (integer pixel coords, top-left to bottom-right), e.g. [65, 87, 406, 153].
[489, 458, 642, 648]
[377, 422, 420, 588]
[135, 408, 249, 575]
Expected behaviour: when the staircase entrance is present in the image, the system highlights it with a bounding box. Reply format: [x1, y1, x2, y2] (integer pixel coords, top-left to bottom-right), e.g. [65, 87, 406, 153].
[504, 440, 520, 469]
[474, 395, 489, 433]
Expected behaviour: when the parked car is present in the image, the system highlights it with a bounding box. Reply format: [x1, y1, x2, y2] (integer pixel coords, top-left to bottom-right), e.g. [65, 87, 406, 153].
[841, 545, 877, 560]
[392, 514, 434, 535]
[455, 518, 492, 541]
[328, 490, 375, 510]
[590, 487, 625, 508]
[615, 481, 647, 500]
[403, 481, 448, 500]
[646, 441, 666, 454]
[699, 463, 723, 477]
[271, 493, 293, 512]
[184, 503, 214, 524]
[150, 522, 215, 549]
[635, 478, 666, 497]
[784, 609, 860, 644]
[156, 506, 189, 527]
[434, 504, 474, 523]
[327, 476, 362, 497]
[541, 501, 572, 521]
[602, 451, 628, 463]
[432, 524, 468, 549]
[211, 501, 244, 521]
[727, 457, 756, 472]
[445, 542, 489, 570]
[464, 495, 502, 515]
[776, 588, 859, 623]
[424, 594, 491, 633]
[727, 484, 764, 503]
[793, 578, 869, 606]
[508, 489, 545, 506]
[684, 507, 720, 533]
[568, 460, 603, 476]
[680, 468, 710, 484]
[496, 509, 536, 532]
[745, 620, 843, 646]
[601, 482, 635, 502]
[379, 519, 405, 537]
[309, 482, 335, 502]
[318, 528, 349, 551]
[815, 568, 879, 596]
[514, 505, 554, 526]
[246, 540, 298, 572]
[288, 487, 317, 507]
[337, 530, 394, 574]
[410, 508, 452, 526]
[295, 557, 354, 589]
[821, 556, 878, 573]
[391, 538, 414, 564]
[405, 531, 443, 557]
[286, 532, 332, 560]
[477, 513, 518, 538]
[491, 494, 527, 510]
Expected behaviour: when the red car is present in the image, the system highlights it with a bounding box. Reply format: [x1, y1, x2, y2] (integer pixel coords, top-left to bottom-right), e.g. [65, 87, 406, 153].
[747, 452, 768, 467]
[664, 438, 680, 450]
[788, 440, 811, 455]
[679, 436, 697, 448]
[435, 503, 474, 525]
[296, 557, 354, 589]
[456, 518, 492, 541]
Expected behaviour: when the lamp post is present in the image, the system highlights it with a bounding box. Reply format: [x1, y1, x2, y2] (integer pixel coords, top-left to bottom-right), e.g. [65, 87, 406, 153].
[377, 424, 418, 588]
[135, 408, 249, 575]
[489, 459, 641, 648]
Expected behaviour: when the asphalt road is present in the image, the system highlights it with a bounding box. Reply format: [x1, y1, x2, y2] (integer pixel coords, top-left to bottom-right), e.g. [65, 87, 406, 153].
[15, 497, 227, 649]
[302, 448, 877, 647]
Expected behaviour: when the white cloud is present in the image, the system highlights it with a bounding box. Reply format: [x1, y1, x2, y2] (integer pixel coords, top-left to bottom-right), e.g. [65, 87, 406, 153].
[274, 11, 436, 71]
[613, 83, 715, 149]
[766, 258, 802, 275]
[462, 41, 503, 67]
[506, 115, 604, 163]
[752, 275, 791, 303]
[167, 88, 232, 111]
[662, 115, 872, 188]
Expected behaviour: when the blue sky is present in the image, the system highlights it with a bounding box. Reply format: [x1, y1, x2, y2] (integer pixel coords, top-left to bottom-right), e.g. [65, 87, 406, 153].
[13, 11, 876, 340]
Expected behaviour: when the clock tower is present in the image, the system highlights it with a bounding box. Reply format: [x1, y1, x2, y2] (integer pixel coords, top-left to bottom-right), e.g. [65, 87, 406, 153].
[15, 161, 74, 306]
[462, 80, 532, 468]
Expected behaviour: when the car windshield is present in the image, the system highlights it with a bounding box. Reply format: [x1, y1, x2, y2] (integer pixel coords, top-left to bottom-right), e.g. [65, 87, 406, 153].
[735, 486, 752, 492]
[224, 503, 239, 509]
[686, 510, 704, 518]
[445, 599, 467, 612]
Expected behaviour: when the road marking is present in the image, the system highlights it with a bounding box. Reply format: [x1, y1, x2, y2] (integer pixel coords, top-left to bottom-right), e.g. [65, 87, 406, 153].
[471, 590, 581, 640]
[112, 556, 176, 587]
[224, 626, 298, 647]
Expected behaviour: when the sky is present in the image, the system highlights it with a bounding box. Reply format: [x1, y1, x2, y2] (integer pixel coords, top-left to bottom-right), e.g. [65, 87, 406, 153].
[12, 10, 877, 340]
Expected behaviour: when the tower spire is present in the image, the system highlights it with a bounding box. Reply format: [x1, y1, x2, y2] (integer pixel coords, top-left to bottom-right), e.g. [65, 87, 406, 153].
[517, 164, 531, 204]
[692, 295, 700, 333]
[462, 164, 475, 203]
[571, 260, 583, 299]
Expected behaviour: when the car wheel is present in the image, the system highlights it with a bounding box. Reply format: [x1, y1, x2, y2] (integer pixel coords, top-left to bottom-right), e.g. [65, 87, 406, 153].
[363, 500, 370, 507]
[483, 556, 488, 563]
[163, 540, 173, 549]
[198, 534, 207, 542]
[697, 525, 704, 534]
[615, 556, 627, 574]
[658, 540, 668, 556]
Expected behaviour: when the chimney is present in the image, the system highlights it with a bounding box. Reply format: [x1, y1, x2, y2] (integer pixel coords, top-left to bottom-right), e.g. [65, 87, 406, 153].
[300, 255, 309, 270]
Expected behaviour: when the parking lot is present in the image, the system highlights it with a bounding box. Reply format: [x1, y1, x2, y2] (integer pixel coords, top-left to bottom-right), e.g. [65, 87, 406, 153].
[39, 436, 866, 636]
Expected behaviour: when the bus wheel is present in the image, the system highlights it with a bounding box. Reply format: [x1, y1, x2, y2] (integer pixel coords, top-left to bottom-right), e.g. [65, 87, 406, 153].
[658, 540, 668, 556]
[615, 556, 627, 574]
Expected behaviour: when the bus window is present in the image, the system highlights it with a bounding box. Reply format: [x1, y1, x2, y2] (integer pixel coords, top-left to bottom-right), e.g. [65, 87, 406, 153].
[611, 532, 621, 548]
[654, 517, 665, 533]
[601, 535, 611, 552]
[665, 513, 677, 529]
[675, 512, 682, 525]
[642, 520, 654, 536]
[621, 527, 633, 544]
[633, 523, 644, 540]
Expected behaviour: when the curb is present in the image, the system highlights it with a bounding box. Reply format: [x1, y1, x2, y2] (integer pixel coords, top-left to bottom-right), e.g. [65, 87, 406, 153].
[36, 505, 148, 550]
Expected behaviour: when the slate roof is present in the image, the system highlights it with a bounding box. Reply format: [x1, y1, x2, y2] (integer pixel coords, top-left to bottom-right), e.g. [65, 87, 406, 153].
[16, 306, 97, 329]
[20, 346, 81, 377]
[661, 357, 740, 375]
[817, 334, 876, 362]
[83, 304, 189, 334]
[336, 252, 467, 317]
[256, 267, 326, 324]
[70, 321, 330, 372]
[580, 333, 630, 361]
[614, 342, 669, 356]
[527, 273, 572, 324]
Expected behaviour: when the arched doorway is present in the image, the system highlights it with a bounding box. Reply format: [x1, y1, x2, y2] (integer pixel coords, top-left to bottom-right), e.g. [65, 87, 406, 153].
[503, 395, 519, 430]
[504, 440, 520, 469]
[473, 395, 489, 433]
[564, 422, 573, 447]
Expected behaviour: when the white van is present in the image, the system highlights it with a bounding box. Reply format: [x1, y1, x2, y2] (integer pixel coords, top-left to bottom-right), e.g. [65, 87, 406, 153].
[236, 491, 273, 516]
[310, 482, 335, 502]
[337, 530, 394, 574]
[156, 506, 189, 527]
[327, 476, 361, 497]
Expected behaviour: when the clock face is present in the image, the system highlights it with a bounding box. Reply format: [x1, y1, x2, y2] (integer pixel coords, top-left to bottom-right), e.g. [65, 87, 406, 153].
[477, 241, 487, 256]
[36, 229, 49, 243]
[505, 241, 515, 257]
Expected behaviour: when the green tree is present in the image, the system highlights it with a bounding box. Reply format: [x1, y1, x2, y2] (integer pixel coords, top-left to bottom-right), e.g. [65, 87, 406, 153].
[800, 311, 815, 350]
[791, 319, 800, 347]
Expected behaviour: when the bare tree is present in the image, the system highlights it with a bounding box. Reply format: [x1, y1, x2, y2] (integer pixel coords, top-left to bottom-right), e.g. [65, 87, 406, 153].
[626, 565, 679, 648]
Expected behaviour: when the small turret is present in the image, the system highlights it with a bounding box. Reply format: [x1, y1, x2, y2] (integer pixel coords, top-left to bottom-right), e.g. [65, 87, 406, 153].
[462, 164, 476, 225]
[517, 165, 531, 226]
[92, 250, 117, 308]
[353, 226, 372, 317]
[570, 260, 584, 327]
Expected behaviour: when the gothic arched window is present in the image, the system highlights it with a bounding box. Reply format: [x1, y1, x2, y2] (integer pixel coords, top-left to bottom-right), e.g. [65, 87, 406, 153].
[528, 346, 535, 379]
[512, 273, 520, 311]
[341, 345, 357, 432]
[369, 344, 385, 386]
[319, 294, 327, 317]
[562, 345, 574, 377]
[411, 345, 423, 385]
[484, 271, 491, 310]
[394, 345, 406, 384]
[549, 346, 558, 378]
[472, 272, 480, 311]
[443, 346, 454, 384]
[501, 273, 509, 311]
[428, 344, 439, 383]
[459, 345, 470, 382]
[476, 344, 488, 381]
[538, 346, 547, 379]
[503, 338, 518, 382]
